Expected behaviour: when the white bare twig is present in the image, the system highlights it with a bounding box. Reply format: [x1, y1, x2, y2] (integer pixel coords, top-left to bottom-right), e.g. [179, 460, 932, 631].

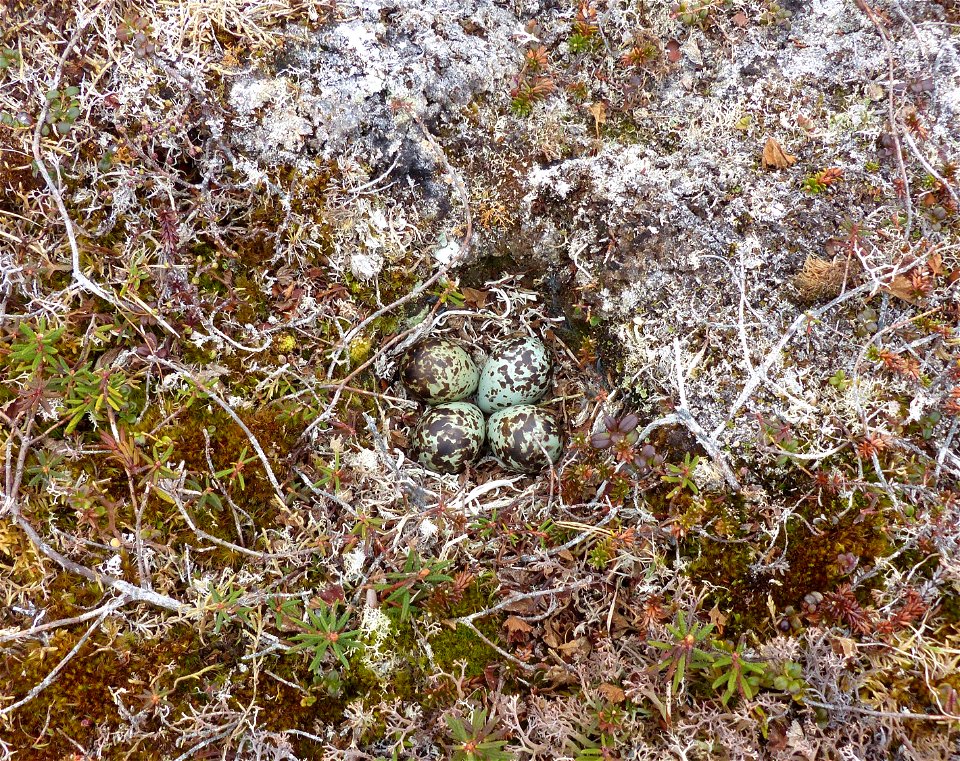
[8, 504, 185, 612]
[857, 0, 914, 236]
[901, 132, 960, 209]
[0, 596, 126, 643]
[452, 580, 593, 625]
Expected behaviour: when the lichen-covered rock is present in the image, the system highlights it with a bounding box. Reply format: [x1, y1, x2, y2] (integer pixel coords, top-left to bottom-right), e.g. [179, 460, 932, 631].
[228, 0, 520, 167]
[402, 338, 480, 404]
[476, 337, 551, 414]
[412, 402, 485, 474]
[486, 405, 562, 473]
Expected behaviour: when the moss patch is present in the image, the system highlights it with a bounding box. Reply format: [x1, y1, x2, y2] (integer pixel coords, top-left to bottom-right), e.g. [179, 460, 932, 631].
[684, 491, 891, 636]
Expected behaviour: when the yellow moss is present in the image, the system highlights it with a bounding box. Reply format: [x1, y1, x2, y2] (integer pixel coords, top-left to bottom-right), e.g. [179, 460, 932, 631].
[349, 335, 374, 366]
[274, 332, 297, 354]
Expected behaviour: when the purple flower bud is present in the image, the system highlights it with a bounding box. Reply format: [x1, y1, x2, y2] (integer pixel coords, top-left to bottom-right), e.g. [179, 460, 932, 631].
[591, 432, 612, 449]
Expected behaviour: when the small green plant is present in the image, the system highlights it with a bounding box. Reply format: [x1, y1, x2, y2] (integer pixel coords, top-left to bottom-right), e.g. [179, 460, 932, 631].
[445, 708, 513, 761]
[62, 365, 139, 434]
[587, 537, 614, 569]
[621, 37, 660, 68]
[567, 33, 596, 54]
[25, 451, 68, 489]
[672, 0, 727, 27]
[568, 1, 600, 54]
[710, 640, 766, 705]
[760, 1, 790, 25]
[662, 453, 700, 498]
[117, 13, 156, 56]
[315, 448, 347, 492]
[182, 475, 224, 513]
[214, 446, 259, 491]
[565, 695, 640, 760]
[649, 611, 715, 693]
[510, 79, 555, 117]
[42, 86, 81, 136]
[769, 660, 806, 700]
[139, 438, 178, 487]
[206, 584, 254, 634]
[828, 369, 852, 391]
[291, 601, 363, 672]
[0, 46, 20, 71]
[0, 110, 30, 128]
[8, 318, 63, 375]
[510, 46, 554, 117]
[267, 595, 303, 628]
[376, 549, 453, 622]
[802, 174, 827, 194]
[433, 278, 467, 306]
[919, 410, 942, 440]
[757, 416, 800, 466]
[572, 304, 602, 328]
[802, 167, 843, 194]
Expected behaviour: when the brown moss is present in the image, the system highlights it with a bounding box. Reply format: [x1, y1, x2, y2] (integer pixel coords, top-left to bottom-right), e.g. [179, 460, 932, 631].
[0, 129, 42, 204]
[147, 403, 301, 538]
[685, 492, 891, 636]
[793, 254, 859, 302]
[0, 625, 203, 760]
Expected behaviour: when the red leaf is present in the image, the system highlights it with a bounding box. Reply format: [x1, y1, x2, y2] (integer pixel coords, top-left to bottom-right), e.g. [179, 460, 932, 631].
[666, 39, 681, 63]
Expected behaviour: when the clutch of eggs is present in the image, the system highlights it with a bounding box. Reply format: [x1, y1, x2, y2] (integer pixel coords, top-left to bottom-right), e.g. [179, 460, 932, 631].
[402, 334, 559, 473]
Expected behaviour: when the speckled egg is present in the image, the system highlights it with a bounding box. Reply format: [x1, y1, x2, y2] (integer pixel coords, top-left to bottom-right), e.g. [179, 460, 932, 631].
[412, 402, 485, 474]
[476, 337, 551, 414]
[486, 405, 562, 473]
[402, 338, 480, 405]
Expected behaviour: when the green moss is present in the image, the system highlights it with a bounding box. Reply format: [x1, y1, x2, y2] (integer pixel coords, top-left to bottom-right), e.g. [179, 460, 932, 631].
[600, 114, 647, 145]
[427, 580, 502, 678]
[274, 332, 297, 354]
[940, 588, 960, 626]
[458, 253, 521, 290]
[76, 399, 302, 554]
[227, 651, 351, 756]
[429, 621, 501, 679]
[348, 334, 374, 366]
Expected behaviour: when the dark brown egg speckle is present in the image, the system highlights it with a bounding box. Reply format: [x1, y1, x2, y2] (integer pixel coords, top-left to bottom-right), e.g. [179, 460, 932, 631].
[412, 402, 485, 474]
[402, 338, 480, 405]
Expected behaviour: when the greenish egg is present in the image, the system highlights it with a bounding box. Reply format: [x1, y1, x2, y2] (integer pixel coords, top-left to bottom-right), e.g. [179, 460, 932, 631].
[412, 402, 485, 474]
[486, 405, 562, 473]
[476, 337, 551, 414]
[402, 338, 480, 405]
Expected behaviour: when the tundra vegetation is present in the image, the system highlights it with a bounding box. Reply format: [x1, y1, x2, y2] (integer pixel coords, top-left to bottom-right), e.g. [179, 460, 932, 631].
[1, 0, 959, 759]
